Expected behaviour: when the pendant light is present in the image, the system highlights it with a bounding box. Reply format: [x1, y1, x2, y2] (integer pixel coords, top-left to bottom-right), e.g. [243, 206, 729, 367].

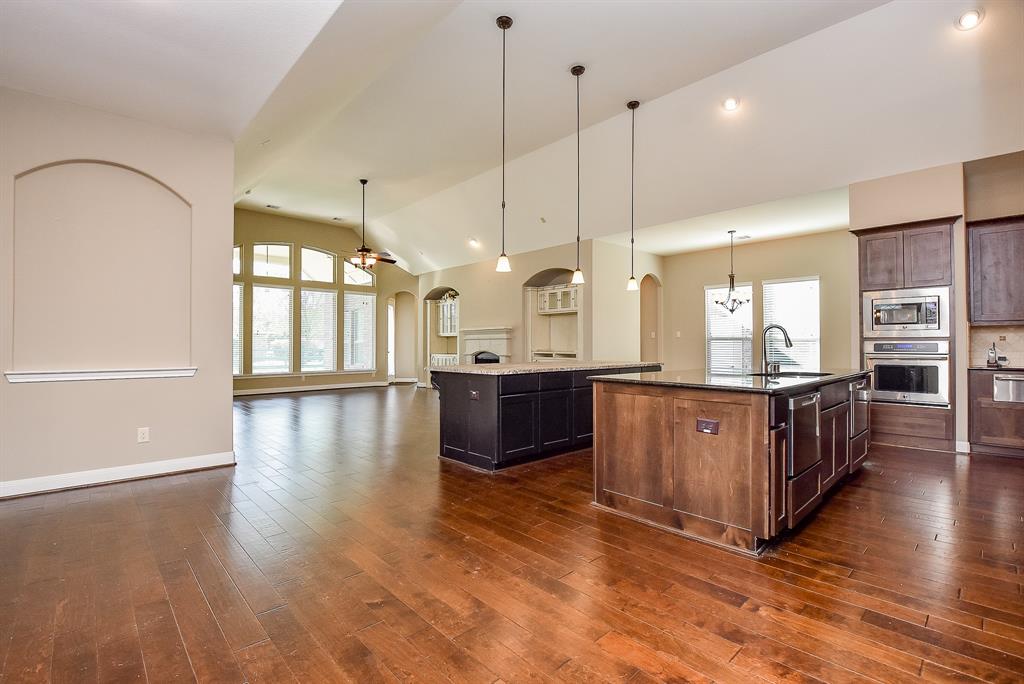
[570, 64, 585, 285]
[625, 100, 640, 292]
[714, 229, 750, 313]
[495, 15, 513, 273]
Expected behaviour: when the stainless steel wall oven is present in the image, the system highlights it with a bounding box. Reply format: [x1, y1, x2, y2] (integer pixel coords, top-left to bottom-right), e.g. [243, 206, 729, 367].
[863, 340, 949, 407]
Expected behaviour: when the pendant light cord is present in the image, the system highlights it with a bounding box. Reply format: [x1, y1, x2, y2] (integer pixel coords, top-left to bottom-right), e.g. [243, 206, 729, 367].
[630, 105, 635, 278]
[575, 70, 581, 270]
[361, 182, 366, 248]
[500, 23, 507, 255]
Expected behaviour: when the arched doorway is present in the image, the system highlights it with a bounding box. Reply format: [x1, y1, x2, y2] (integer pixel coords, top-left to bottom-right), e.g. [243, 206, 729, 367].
[640, 274, 661, 363]
[423, 286, 460, 370]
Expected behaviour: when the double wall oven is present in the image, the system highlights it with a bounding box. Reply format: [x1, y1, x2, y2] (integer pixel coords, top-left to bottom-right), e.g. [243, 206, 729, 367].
[862, 287, 950, 408]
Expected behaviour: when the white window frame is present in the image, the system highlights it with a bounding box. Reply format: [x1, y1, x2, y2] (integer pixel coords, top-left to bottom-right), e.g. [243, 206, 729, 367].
[232, 282, 244, 376]
[300, 246, 337, 284]
[343, 260, 375, 287]
[343, 291, 376, 372]
[252, 242, 292, 279]
[704, 282, 753, 375]
[251, 283, 294, 375]
[762, 276, 821, 373]
[300, 287, 338, 373]
[232, 244, 242, 276]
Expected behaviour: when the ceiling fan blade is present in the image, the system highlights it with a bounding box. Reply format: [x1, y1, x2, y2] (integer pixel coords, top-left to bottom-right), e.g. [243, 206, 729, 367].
[376, 257, 397, 264]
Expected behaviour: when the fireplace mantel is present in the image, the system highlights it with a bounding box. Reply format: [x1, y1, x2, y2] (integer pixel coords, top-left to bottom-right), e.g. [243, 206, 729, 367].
[461, 327, 513, 364]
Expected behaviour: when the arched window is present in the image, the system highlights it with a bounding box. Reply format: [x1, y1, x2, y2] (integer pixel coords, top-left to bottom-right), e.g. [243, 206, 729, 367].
[343, 261, 374, 286]
[301, 247, 336, 283]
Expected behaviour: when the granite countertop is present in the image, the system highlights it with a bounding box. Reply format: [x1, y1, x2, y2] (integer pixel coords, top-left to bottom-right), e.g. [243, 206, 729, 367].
[969, 366, 1024, 372]
[590, 368, 870, 394]
[429, 360, 660, 376]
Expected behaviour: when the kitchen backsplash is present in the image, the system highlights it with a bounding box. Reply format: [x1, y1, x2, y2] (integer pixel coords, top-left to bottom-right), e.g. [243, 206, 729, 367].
[970, 325, 1024, 367]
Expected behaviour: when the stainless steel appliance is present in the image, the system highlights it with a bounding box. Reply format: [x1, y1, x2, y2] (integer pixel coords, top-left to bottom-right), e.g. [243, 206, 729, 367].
[862, 287, 949, 338]
[849, 377, 870, 436]
[787, 392, 821, 476]
[864, 340, 949, 406]
[994, 373, 1024, 403]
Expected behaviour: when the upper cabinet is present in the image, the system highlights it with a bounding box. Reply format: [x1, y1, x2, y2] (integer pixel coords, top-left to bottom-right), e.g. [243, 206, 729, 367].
[969, 215, 1024, 324]
[536, 284, 578, 315]
[856, 218, 953, 291]
[437, 296, 458, 337]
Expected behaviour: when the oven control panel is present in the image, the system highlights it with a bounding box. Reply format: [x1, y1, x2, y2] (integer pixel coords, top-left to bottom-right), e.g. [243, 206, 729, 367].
[870, 341, 942, 353]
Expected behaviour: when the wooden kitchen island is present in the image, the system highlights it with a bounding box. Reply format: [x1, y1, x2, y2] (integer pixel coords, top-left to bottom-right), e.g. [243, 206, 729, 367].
[431, 361, 661, 471]
[592, 369, 871, 555]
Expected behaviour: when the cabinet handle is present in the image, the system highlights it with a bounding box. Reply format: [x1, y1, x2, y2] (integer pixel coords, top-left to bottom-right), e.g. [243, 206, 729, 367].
[994, 375, 1024, 382]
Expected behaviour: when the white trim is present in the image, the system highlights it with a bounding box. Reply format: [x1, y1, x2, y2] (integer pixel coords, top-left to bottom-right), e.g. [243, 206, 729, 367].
[0, 450, 235, 499]
[417, 381, 428, 388]
[5, 367, 197, 383]
[762, 275, 821, 285]
[233, 380, 388, 396]
[956, 440, 971, 454]
[390, 377, 418, 384]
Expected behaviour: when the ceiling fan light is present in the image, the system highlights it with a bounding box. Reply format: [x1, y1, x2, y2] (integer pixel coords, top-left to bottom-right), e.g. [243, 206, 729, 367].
[571, 268, 585, 285]
[495, 253, 511, 272]
[626, 276, 639, 291]
[956, 9, 983, 30]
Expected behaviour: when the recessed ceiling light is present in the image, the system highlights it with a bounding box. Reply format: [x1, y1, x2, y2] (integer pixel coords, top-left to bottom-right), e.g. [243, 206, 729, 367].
[331, 217, 343, 221]
[244, 188, 252, 195]
[736, 234, 752, 240]
[722, 97, 740, 112]
[468, 237, 481, 248]
[260, 138, 272, 146]
[265, 204, 280, 210]
[955, 8, 984, 30]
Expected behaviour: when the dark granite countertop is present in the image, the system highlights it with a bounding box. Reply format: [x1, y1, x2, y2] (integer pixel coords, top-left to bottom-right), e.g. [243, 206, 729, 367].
[589, 368, 870, 394]
[969, 367, 1024, 372]
[429, 360, 659, 375]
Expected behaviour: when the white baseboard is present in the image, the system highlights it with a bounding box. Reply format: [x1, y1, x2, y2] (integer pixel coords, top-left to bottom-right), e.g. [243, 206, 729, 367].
[233, 381, 388, 396]
[956, 440, 971, 454]
[6, 367, 197, 383]
[390, 377, 418, 384]
[0, 450, 235, 499]
[417, 381, 428, 388]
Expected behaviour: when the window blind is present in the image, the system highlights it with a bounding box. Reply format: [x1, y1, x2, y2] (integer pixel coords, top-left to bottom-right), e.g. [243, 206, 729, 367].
[232, 283, 243, 375]
[344, 292, 375, 371]
[763, 278, 820, 372]
[252, 285, 292, 374]
[301, 289, 337, 372]
[705, 284, 753, 374]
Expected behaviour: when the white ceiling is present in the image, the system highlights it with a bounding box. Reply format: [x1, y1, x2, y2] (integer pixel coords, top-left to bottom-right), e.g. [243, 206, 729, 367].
[235, 0, 886, 257]
[602, 187, 851, 256]
[0, 0, 341, 138]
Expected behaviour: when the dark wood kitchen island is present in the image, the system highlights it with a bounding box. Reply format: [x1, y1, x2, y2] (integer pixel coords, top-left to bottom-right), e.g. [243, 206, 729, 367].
[431, 361, 660, 471]
[591, 368, 871, 555]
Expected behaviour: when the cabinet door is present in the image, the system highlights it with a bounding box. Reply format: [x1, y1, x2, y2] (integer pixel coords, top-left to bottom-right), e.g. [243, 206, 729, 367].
[538, 390, 572, 451]
[859, 230, 904, 291]
[819, 404, 837, 488]
[547, 290, 559, 312]
[499, 394, 538, 461]
[537, 290, 547, 312]
[572, 386, 593, 444]
[831, 403, 850, 488]
[903, 222, 952, 288]
[970, 218, 1024, 324]
[570, 287, 578, 311]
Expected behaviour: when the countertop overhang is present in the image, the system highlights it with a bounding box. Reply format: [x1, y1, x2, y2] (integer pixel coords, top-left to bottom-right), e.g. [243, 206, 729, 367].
[590, 368, 870, 394]
[429, 360, 660, 376]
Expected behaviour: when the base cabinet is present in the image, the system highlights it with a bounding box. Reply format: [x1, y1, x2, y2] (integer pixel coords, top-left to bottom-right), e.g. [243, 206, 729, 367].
[538, 390, 572, 451]
[969, 369, 1024, 457]
[820, 402, 850, 492]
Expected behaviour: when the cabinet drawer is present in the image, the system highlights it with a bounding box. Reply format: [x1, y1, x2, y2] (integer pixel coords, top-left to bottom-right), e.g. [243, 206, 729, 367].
[500, 373, 539, 395]
[539, 372, 572, 391]
[819, 381, 850, 411]
[787, 462, 822, 528]
[850, 431, 869, 472]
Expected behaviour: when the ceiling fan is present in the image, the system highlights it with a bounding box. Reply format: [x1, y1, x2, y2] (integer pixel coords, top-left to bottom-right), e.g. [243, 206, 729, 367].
[343, 178, 396, 269]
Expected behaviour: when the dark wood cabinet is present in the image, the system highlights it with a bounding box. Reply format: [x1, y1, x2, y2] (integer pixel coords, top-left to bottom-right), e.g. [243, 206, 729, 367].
[537, 390, 572, 451]
[769, 427, 788, 536]
[856, 218, 954, 291]
[499, 394, 538, 462]
[820, 402, 850, 491]
[858, 229, 904, 291]
[572, 386, 593, 443]
[969, 369, 1024, 457]
[969, 215, 1024, 324]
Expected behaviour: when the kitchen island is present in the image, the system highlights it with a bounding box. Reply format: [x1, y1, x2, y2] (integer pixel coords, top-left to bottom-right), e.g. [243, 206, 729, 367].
[591, 368, 871, 555]
[431, 361, 661, 470]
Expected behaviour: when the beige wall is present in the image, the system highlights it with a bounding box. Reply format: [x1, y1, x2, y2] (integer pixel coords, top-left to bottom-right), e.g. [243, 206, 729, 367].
[591, 239, 664, 362]
[393, 291, 417, 379]
[0, 87, 234, 488]
[662, 230, 858, 372]
[848, 162, 969, 446]
[232, 208, 418, 393]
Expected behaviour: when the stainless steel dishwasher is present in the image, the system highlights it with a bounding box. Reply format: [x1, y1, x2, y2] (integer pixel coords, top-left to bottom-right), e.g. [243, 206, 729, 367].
[788, 391, 821, 476]
[849, 377, 870, 437]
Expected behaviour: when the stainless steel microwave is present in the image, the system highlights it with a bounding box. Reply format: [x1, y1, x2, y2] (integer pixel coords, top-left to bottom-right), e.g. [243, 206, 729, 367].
[862, 287, 949, 338]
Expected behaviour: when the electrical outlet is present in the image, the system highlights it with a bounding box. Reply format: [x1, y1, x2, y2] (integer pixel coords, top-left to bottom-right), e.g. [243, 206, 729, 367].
[137, 427, 150, 444]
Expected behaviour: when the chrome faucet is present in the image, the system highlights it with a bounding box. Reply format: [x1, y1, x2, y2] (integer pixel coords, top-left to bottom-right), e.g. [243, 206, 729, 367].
[762, 324, 793, 375]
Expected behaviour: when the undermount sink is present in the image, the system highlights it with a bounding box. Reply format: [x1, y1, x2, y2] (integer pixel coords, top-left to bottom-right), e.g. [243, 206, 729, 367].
[747, 371, 832, 378]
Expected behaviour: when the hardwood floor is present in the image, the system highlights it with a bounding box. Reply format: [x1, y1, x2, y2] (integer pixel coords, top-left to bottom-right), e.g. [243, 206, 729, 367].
[2, 385, 1023, 683]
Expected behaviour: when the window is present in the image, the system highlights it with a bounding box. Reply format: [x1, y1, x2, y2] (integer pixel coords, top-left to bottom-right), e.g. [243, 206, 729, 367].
[232, 283, 243, 375]
[343, 292, 375, 371]
[764, 277, 820, 372]
[301, 247, 335, 283]
[232, 246, 241, 275]
[705, 284, 753, 374]
[343, 261, 374, 286]
[252, 285, 293, 374]
[253, 244, 290, 278]
[301, 289, 337, 372]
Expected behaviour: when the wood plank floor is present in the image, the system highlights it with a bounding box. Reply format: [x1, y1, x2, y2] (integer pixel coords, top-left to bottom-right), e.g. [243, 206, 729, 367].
[2, 385, 1023, 683]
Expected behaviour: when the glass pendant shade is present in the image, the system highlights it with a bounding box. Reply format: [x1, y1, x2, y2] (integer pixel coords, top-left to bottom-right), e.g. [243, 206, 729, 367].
[626, 275, 639, 291]
[571, 268, 585, 285]
[495, 253, 511, 272]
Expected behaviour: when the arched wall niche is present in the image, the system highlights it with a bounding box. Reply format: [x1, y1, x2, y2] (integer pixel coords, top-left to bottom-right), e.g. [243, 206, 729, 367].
[522, 268, 572, 288]
[11, 159, 193, 373]
[640, 273, 662, 363]
[424, 286, 459, 301]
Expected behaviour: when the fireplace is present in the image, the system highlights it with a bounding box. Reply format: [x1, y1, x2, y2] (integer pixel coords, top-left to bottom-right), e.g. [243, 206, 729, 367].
[472, 351, 500, 364]
[461, 327, 512, 364]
